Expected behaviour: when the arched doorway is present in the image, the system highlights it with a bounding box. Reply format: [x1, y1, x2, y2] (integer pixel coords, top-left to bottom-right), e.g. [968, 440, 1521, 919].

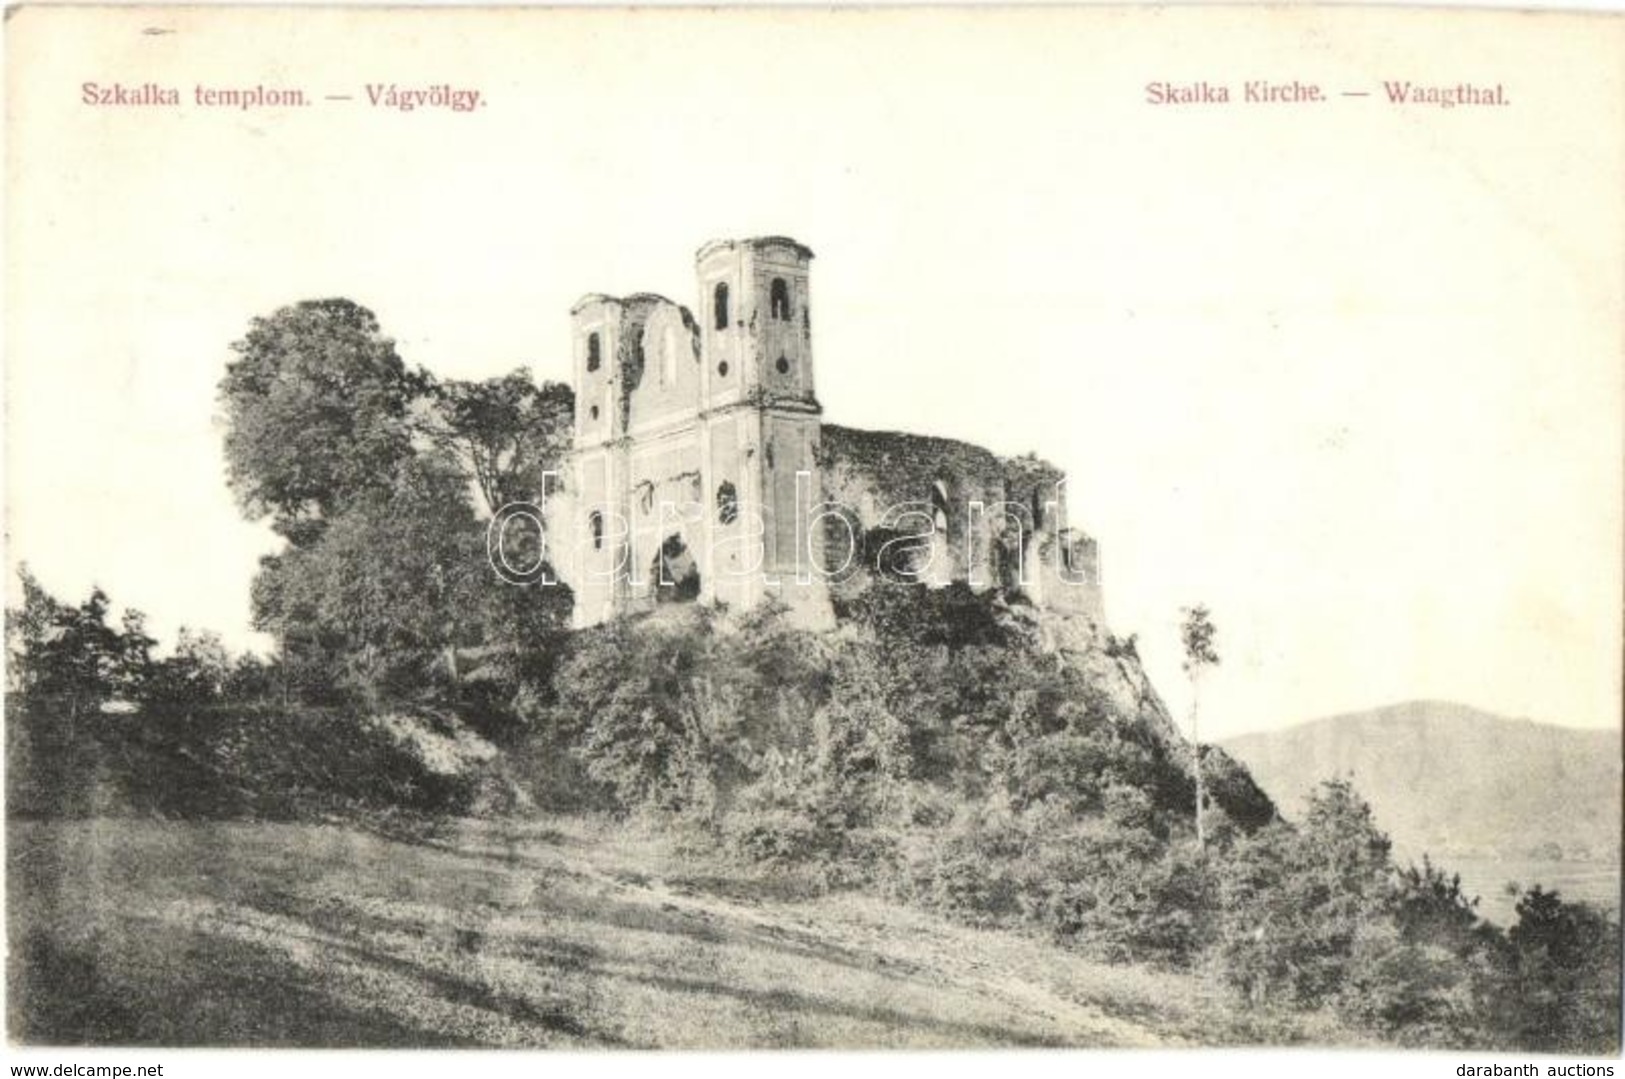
[651, 533, 701, 604]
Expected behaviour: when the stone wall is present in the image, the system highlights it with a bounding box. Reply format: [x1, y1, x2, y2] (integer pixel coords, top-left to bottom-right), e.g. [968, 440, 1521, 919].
[816, 424, 1103, 625]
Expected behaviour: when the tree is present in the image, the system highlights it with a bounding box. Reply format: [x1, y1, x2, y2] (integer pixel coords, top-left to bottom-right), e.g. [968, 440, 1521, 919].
[218, 298, 430, 545]
[6, 565, 66, 698]
[249, 452, 492, 703]
[1491, 886, 1622, 1052]
[6, 570, 170, 817]
[142, 628, 234, 707]
[6, 567, 148, 721]
[1337, 856, 1498, 1046]
[221, 305, 579, 713]
[1215, 778, 1394, 1006]
[425, 369, 574, 515]
[1390, 856, 1483, 945]
[1180, 604, 1220, 850]
[246, 445, 572, 712]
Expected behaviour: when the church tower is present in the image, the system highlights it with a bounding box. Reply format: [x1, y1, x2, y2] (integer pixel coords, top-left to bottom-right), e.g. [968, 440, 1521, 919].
[551, 235, 1095, 635]
[564, 293, 632, 627]
[693, 237, 831, 626]
[696, 236, 818, 408]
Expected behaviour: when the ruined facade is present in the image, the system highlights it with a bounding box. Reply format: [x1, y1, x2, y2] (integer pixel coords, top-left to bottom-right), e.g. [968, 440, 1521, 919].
[549, 236, 1104, 631]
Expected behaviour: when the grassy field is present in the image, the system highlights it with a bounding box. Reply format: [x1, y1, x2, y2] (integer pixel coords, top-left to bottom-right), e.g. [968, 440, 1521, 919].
[7, 816, 1356, 1049]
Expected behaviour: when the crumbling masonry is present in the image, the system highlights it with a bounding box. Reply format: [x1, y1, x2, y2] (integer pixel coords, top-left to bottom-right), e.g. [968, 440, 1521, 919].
[548, 236, 1104, 631]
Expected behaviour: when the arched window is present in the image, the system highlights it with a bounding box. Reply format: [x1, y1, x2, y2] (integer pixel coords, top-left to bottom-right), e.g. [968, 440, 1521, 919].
[931, 480, 950, 533]
[713, 282, 730, 330]
[654, 534, 701, 604]
[716, 481, 739, 526]
[589, 511, 604, 551]
[770, 278, 791, 320]
[586, 332, 601, 372]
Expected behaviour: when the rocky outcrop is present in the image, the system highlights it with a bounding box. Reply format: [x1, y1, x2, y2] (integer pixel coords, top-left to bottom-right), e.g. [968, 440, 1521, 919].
[1005, 603, 1278, 831]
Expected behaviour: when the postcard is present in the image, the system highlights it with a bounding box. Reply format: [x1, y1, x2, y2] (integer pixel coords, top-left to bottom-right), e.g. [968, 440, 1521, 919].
[5, 3, 1621, 1062]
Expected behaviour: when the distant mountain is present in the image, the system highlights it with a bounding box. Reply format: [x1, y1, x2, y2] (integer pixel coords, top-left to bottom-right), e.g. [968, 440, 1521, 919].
[1220, 701, 1621, 864]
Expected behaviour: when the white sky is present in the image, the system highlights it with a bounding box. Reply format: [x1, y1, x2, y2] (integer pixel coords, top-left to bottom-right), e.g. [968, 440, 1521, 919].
[6, 6, 1622, 737]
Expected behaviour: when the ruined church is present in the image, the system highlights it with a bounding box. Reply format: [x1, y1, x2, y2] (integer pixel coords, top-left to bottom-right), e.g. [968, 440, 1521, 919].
[550, 236, 1103, 631]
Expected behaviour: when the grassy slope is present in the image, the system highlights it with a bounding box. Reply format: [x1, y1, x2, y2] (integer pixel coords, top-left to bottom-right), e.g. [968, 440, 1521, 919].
[7, 817, 1357, 1049]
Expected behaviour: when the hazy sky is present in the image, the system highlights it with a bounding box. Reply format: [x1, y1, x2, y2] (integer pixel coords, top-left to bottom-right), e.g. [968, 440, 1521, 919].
[7, 6, 1622, 737]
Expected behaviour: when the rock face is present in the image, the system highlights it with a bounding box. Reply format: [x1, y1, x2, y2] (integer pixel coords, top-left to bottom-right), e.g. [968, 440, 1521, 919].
[1010, 604, 1278, 831]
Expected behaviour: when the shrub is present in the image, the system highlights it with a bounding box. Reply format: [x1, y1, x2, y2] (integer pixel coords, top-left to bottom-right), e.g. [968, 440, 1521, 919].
[909, 802, 1030, 923]
[1015, 809, 1213, 965]
[1488, 887, 1622, 1053]
[1104, 633, 1139, 660]
[1006, 726, 1155, 819]
[1326, 856, 1502, 1046]
[905, 798, 1217, 967]
[1215, 780, 1394, 1006]
[1339, 921, 1490, 1047]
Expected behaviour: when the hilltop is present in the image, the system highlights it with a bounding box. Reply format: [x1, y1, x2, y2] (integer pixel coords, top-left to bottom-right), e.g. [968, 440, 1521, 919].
[1221, 700, 1621, 864]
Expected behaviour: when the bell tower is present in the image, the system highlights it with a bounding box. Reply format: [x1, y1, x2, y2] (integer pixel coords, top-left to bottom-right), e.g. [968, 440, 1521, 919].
[692, 237, 830, 627]
[695, 236, 816, 408]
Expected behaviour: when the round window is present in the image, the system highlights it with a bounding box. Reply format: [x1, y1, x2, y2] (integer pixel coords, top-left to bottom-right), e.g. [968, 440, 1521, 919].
[717, 361, 730, 377]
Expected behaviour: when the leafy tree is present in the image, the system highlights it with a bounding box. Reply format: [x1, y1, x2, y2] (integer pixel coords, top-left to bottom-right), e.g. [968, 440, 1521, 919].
[1490, 886, 1622, 1053]
[1336, 857, 1499, 1046]
[6, 566, 68, 698]
[114, 609, 158, 703]
[7, 570, 168, 817]
[141, 628, 234, 707]
[221, 653, 277, 701]
[1216, 778, 1393, 1005]
[7, 567, 148, 719]
[1179, 604, 1220, 849]
[555, 616, 710, 810]
[219, 299, 430, 545]
[249, 452, 494, 703]
[425, 369, 574, 515]
[1390, 857, 1485, 946]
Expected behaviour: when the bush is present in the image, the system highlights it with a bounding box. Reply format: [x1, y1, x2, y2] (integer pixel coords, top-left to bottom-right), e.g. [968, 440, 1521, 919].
[1339, 921, 1490, 1047]
[1331, 857, 1501, 1047]
[909, 802, 1030, 924]
[724, 800, 832, 866]
[1007, 726, 1154, 819]
[1104, 633, 1139, 660]
[906, 798, 1217, 966]
[1487, 887, 1622, 1053]
[1016, 810, 1213, 965]
[1214, 781, 1394, 1006]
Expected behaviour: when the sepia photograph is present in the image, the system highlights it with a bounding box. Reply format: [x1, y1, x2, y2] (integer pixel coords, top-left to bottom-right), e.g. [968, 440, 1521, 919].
[3, 3, 1622, 1066]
